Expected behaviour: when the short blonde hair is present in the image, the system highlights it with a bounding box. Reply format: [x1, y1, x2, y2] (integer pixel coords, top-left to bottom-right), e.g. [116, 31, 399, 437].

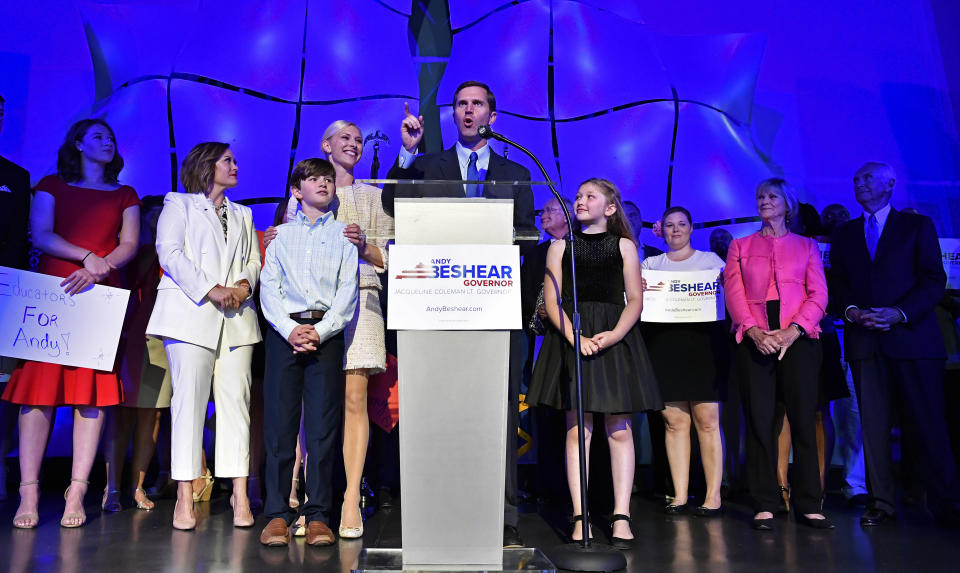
[756, 177, 799, 222]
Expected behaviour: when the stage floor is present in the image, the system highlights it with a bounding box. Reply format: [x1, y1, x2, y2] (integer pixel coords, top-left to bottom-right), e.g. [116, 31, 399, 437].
[1, 490, 958, 572]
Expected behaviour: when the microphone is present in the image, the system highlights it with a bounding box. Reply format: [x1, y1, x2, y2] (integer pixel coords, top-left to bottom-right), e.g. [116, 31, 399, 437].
[477, 125, 500, 141]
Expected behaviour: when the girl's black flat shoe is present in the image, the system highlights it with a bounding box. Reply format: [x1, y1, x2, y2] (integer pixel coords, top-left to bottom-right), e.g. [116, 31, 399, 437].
[568, 514, 594, 543]
[797, 514, 835, 529]
[608, 514, 634, 550]
[693, 505, 723, 517]
[751, 517, 775, 531]
[664, 503, 688, 515]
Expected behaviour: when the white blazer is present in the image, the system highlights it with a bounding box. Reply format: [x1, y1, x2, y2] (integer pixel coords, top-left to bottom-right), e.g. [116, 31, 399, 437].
[146, 192, 262, 350]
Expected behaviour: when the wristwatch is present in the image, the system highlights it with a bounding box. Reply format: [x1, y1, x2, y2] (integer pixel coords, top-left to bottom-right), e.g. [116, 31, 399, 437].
[790, 322, 806, 337]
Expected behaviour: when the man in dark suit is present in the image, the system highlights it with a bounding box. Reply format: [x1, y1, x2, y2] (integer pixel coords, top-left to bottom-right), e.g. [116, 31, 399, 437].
[0, 93, 31, 502]
[380, 81, 537, 547]
[830, 161, 960, 527]
[380, 81, 537, 254]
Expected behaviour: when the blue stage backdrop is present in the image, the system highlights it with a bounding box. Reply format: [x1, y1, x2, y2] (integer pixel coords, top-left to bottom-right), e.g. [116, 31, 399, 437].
[1, 0, 958, 245]
[0, 1, 959, 455]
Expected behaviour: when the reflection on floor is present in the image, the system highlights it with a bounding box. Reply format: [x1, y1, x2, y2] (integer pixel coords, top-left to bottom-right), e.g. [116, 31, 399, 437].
[1, 490, 959, 572]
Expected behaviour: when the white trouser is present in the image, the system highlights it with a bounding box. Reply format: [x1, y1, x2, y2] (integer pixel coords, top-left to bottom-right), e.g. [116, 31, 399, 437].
[164, 335, 253, 481]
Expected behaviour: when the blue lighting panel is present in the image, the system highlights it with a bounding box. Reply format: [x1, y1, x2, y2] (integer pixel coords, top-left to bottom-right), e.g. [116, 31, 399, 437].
[440, 1, 550, 118]
[449, 1, 518, 30]
[95, 79, 171, 200]
[654, 33, 766, 125]
[169, 80, 296, 203]
[78, 1, 195, 90]
[555, 102, 676, 219]
[669, 103, 773, 222]
[552, 1, 671, 119]
[296, 98, 412, 179]
[302, 1, 418, 101]
[175, 1, 305, 101]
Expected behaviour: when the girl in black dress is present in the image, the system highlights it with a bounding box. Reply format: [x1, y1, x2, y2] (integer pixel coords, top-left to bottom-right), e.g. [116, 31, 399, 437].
[527, 178, 661, 548]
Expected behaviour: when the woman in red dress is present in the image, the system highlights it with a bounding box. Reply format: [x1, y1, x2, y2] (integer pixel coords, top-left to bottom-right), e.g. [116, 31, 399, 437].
[4, 119, 141, 528]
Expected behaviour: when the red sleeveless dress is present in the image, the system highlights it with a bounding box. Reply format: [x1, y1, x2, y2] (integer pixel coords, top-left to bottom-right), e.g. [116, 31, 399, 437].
[2, 175, 140, 406]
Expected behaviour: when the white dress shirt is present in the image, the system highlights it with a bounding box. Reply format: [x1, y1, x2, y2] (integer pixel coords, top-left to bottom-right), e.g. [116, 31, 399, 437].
[398, 141, 491, 193]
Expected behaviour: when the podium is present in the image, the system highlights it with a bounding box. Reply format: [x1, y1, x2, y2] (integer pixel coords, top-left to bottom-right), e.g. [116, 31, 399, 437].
[354, 198, 553, 572]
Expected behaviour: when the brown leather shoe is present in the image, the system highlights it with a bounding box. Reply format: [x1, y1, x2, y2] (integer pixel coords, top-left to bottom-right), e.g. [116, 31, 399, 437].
[260, 517, 290, 546]
[305, 520, 335, 546]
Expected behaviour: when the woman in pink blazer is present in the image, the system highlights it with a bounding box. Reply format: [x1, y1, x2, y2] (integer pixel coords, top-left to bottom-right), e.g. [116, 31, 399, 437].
[724, 178, 831, 531]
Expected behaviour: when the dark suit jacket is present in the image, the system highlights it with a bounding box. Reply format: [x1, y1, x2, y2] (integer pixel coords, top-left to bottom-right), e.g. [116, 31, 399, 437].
[830, 208, 946, 360]
[381, 146, 537, 254]
[642, 244, 664, 261]
[520, 240, 552, 330]
[0, 156, 31, 269]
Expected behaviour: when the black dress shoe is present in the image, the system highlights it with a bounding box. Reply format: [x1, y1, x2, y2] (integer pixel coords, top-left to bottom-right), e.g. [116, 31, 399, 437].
[663, 503, 688, 515]
[608, 514, 634, 550]
[377, 487, 395, 509]
[846, 493, 869, 508]
[797, 514, 835, 529]
[860, 508, 895, 526]
[751, 517, 774, 531]
[503, 525, 523, 548]
[693, 505, 723, 518]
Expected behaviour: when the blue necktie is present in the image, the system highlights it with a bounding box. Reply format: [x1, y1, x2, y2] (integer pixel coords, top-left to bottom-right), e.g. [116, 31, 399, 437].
[866, 213, 879, 259]
[466, 152, 480, 197]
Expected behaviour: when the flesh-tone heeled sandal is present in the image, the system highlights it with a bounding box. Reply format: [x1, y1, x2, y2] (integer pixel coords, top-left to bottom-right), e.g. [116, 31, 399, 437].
[193, 470, 214, 502]
[289, 476, 300, 508]
[134, 487, 155, 510]
[13, 480, 40, 529]
[61, 478, 89, 528]
[172, 495, 196, 530]
[230, 493, 254, 527]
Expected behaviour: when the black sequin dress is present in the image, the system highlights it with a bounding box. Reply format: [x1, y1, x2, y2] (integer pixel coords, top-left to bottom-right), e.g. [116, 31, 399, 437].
[526, 231, 662, 414]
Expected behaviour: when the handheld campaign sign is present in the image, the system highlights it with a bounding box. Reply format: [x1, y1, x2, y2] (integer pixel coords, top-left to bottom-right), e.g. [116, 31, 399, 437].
[641, 269, 725, 323]
[942, 238, 960, 290]
[387, 244, 521, 330]
[0, 266, 130, 370]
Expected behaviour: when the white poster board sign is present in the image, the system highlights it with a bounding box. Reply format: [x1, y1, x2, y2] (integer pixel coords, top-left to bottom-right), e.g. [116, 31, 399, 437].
[942, 238, 960, 290]
[641, 269, 725, 323]
[0, 266, 130, 370]
[388, 244, 521, 330]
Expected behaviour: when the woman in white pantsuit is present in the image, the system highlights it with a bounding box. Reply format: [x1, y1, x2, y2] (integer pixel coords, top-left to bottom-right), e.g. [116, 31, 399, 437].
[146, 142, 262, 530]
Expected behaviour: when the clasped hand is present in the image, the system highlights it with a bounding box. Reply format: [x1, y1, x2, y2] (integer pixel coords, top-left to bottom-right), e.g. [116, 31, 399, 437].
[60, 253, 114, 295]
[849, 307, 902, 331]
[287, 324, 320, 354]
[748, 326, 800, 361]
[207, 285, 247, 311]
[569, 331, 622, 356]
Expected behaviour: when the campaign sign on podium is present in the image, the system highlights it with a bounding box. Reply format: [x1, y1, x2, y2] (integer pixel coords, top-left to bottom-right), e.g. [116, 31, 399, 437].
[0, 266, 130, 370]
[387, 244, 521, 330]
[641, 269, 725, 323]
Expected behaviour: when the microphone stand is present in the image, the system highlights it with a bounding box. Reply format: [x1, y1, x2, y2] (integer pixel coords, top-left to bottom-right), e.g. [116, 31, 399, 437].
[478, 126, 626, 572]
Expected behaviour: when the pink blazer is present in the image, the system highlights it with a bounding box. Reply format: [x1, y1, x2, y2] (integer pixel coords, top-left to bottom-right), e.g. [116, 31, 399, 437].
[724, 232, 828, 343]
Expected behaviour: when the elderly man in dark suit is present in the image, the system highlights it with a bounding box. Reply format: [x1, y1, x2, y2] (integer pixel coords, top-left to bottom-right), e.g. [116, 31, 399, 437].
[381, 81, 537, 547]
[830, 161, 960, 528]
